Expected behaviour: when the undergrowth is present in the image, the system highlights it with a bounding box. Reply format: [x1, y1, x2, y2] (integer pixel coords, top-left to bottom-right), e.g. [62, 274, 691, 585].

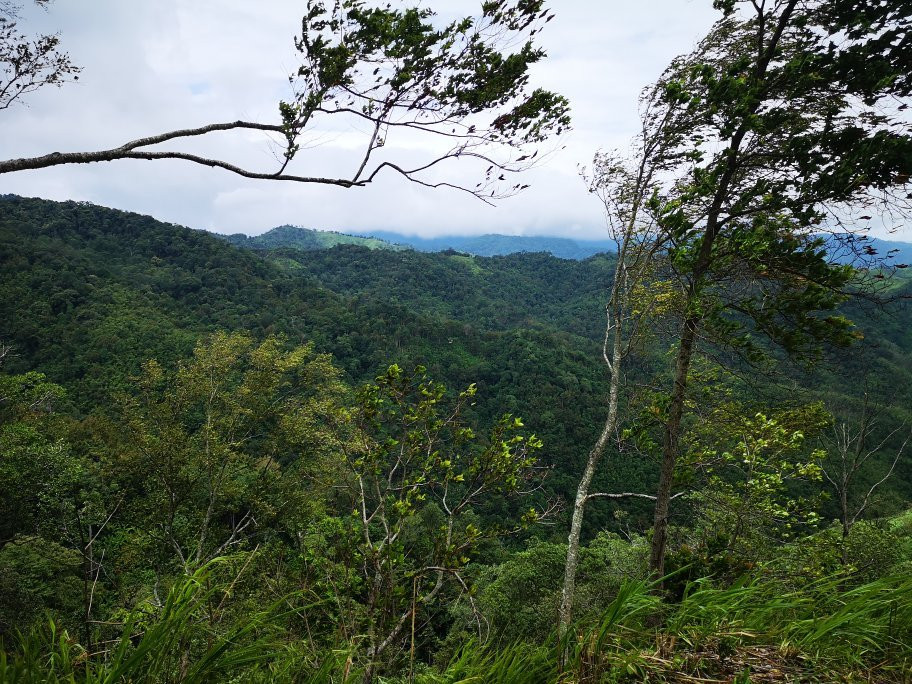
[2, 567, 910, 683]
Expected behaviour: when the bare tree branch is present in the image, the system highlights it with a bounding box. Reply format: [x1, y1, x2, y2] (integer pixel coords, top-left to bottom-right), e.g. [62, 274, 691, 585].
[0, 1, 570, 205]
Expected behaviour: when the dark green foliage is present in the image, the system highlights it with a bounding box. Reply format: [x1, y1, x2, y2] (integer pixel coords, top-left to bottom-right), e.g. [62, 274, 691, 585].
[1, 194, 911, 680]
[114, 332, 348, 574]
[1, 193, 910, 526]
[0, 369, 79, 541]
[0, 536, 82, 634]
[473, 533, 648, 644]
[0, 195, 631, 530]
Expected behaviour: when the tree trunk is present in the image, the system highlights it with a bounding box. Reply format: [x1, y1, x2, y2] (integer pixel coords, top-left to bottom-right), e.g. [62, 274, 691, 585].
[557, 346, 622, 638]
[648, 316, 699, 580]
[558, 231, 635, 639]
[840, 486, 851, 566]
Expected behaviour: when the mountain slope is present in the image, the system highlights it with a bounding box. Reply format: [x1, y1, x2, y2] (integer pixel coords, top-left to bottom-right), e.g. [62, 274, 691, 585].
[0, 196, 633, 528]
[2, 195, 911, 522]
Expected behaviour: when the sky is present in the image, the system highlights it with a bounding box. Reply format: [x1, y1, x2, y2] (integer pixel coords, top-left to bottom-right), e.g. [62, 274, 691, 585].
[1, 1, 722, 238]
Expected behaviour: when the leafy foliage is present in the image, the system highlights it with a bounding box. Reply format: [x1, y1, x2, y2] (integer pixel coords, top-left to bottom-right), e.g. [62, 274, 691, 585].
[0, 3, 80, 111]
[0, 179, 910, 681]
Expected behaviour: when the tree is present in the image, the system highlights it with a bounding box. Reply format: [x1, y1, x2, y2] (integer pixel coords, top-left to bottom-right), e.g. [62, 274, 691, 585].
[0, 347, 113, 647]
[341, 365, 548, 682]
[118, 332, 348, 575]
[638, 0, 912, 581]
[822, 393, 910, 564]
[0, 0, 78, 111]
[686, 402, 830, 562]
[0, 535, 82, 635]
[0, 1, 569, 202]
[0, 349, 75, 544]
[557, 85, 681, 636]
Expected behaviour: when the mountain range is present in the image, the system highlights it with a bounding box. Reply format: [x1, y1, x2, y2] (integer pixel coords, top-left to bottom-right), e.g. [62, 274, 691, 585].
[356, 231, 619, 259]
[219, 224, 617, 259]
[220, 224, 912, 264]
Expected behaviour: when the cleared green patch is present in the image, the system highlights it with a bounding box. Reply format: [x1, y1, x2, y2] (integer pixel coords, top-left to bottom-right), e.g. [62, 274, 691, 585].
[448, 253, 484, 275]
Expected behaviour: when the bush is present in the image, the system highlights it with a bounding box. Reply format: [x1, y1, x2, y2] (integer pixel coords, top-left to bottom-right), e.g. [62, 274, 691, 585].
[0, 536, 83, 635]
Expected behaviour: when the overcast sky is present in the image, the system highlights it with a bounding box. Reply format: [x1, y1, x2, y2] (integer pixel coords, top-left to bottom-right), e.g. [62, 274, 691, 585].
[1, 1, 723, 238]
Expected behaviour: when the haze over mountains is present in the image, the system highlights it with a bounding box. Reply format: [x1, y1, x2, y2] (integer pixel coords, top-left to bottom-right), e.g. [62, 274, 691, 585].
[222, 224, 617, 259]
[358, 231, 620, 260]
[222, 223, 912, 264]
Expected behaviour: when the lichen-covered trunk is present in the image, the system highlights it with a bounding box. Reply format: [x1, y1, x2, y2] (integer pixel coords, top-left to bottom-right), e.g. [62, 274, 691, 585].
[558, 316, 624, 639]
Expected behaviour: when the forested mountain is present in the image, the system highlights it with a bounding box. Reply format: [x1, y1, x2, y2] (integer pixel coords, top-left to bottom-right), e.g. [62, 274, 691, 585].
[3, 195, 912, 681]
[0, 196, 628, 523]
[6, 195, 908, 500]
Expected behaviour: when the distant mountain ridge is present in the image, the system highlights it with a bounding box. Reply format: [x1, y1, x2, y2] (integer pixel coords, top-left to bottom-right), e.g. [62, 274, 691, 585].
[825, 235, 912, 267]
[222, 225, 618, 260]
[223, 224, 912, 265]
[359, 231, 619, 260]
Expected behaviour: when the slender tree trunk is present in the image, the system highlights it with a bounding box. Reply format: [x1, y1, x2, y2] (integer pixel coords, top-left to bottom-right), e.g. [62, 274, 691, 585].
[82, 523, 92, 654]
[606, 0, 804, 595]
[557, 218, 641, 639]
[557, 133, 661, 638]
[648, 316, 699, 579]
[840, 485, 851, 565]
[558, 335, 623, 638]
[645, 112, 746, 585]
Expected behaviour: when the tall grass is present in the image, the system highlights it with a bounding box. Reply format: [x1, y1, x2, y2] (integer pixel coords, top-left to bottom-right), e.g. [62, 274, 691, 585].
[417, 640, 555, 684]
[668, 573, 912, 662]
[0, 562, 286, 683]
[569, 573, 912, 681]
[3, 570, 910, 682]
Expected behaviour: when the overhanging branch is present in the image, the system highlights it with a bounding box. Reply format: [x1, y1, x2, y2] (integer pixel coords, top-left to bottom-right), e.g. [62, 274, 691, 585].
[587, 491, 686, 502]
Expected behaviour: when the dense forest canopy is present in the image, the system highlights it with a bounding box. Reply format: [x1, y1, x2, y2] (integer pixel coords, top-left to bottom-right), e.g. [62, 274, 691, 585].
[2, 193, 912, 680]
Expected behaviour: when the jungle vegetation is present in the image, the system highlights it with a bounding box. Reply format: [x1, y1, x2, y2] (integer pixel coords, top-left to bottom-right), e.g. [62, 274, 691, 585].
[2, 0, 912, 681]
